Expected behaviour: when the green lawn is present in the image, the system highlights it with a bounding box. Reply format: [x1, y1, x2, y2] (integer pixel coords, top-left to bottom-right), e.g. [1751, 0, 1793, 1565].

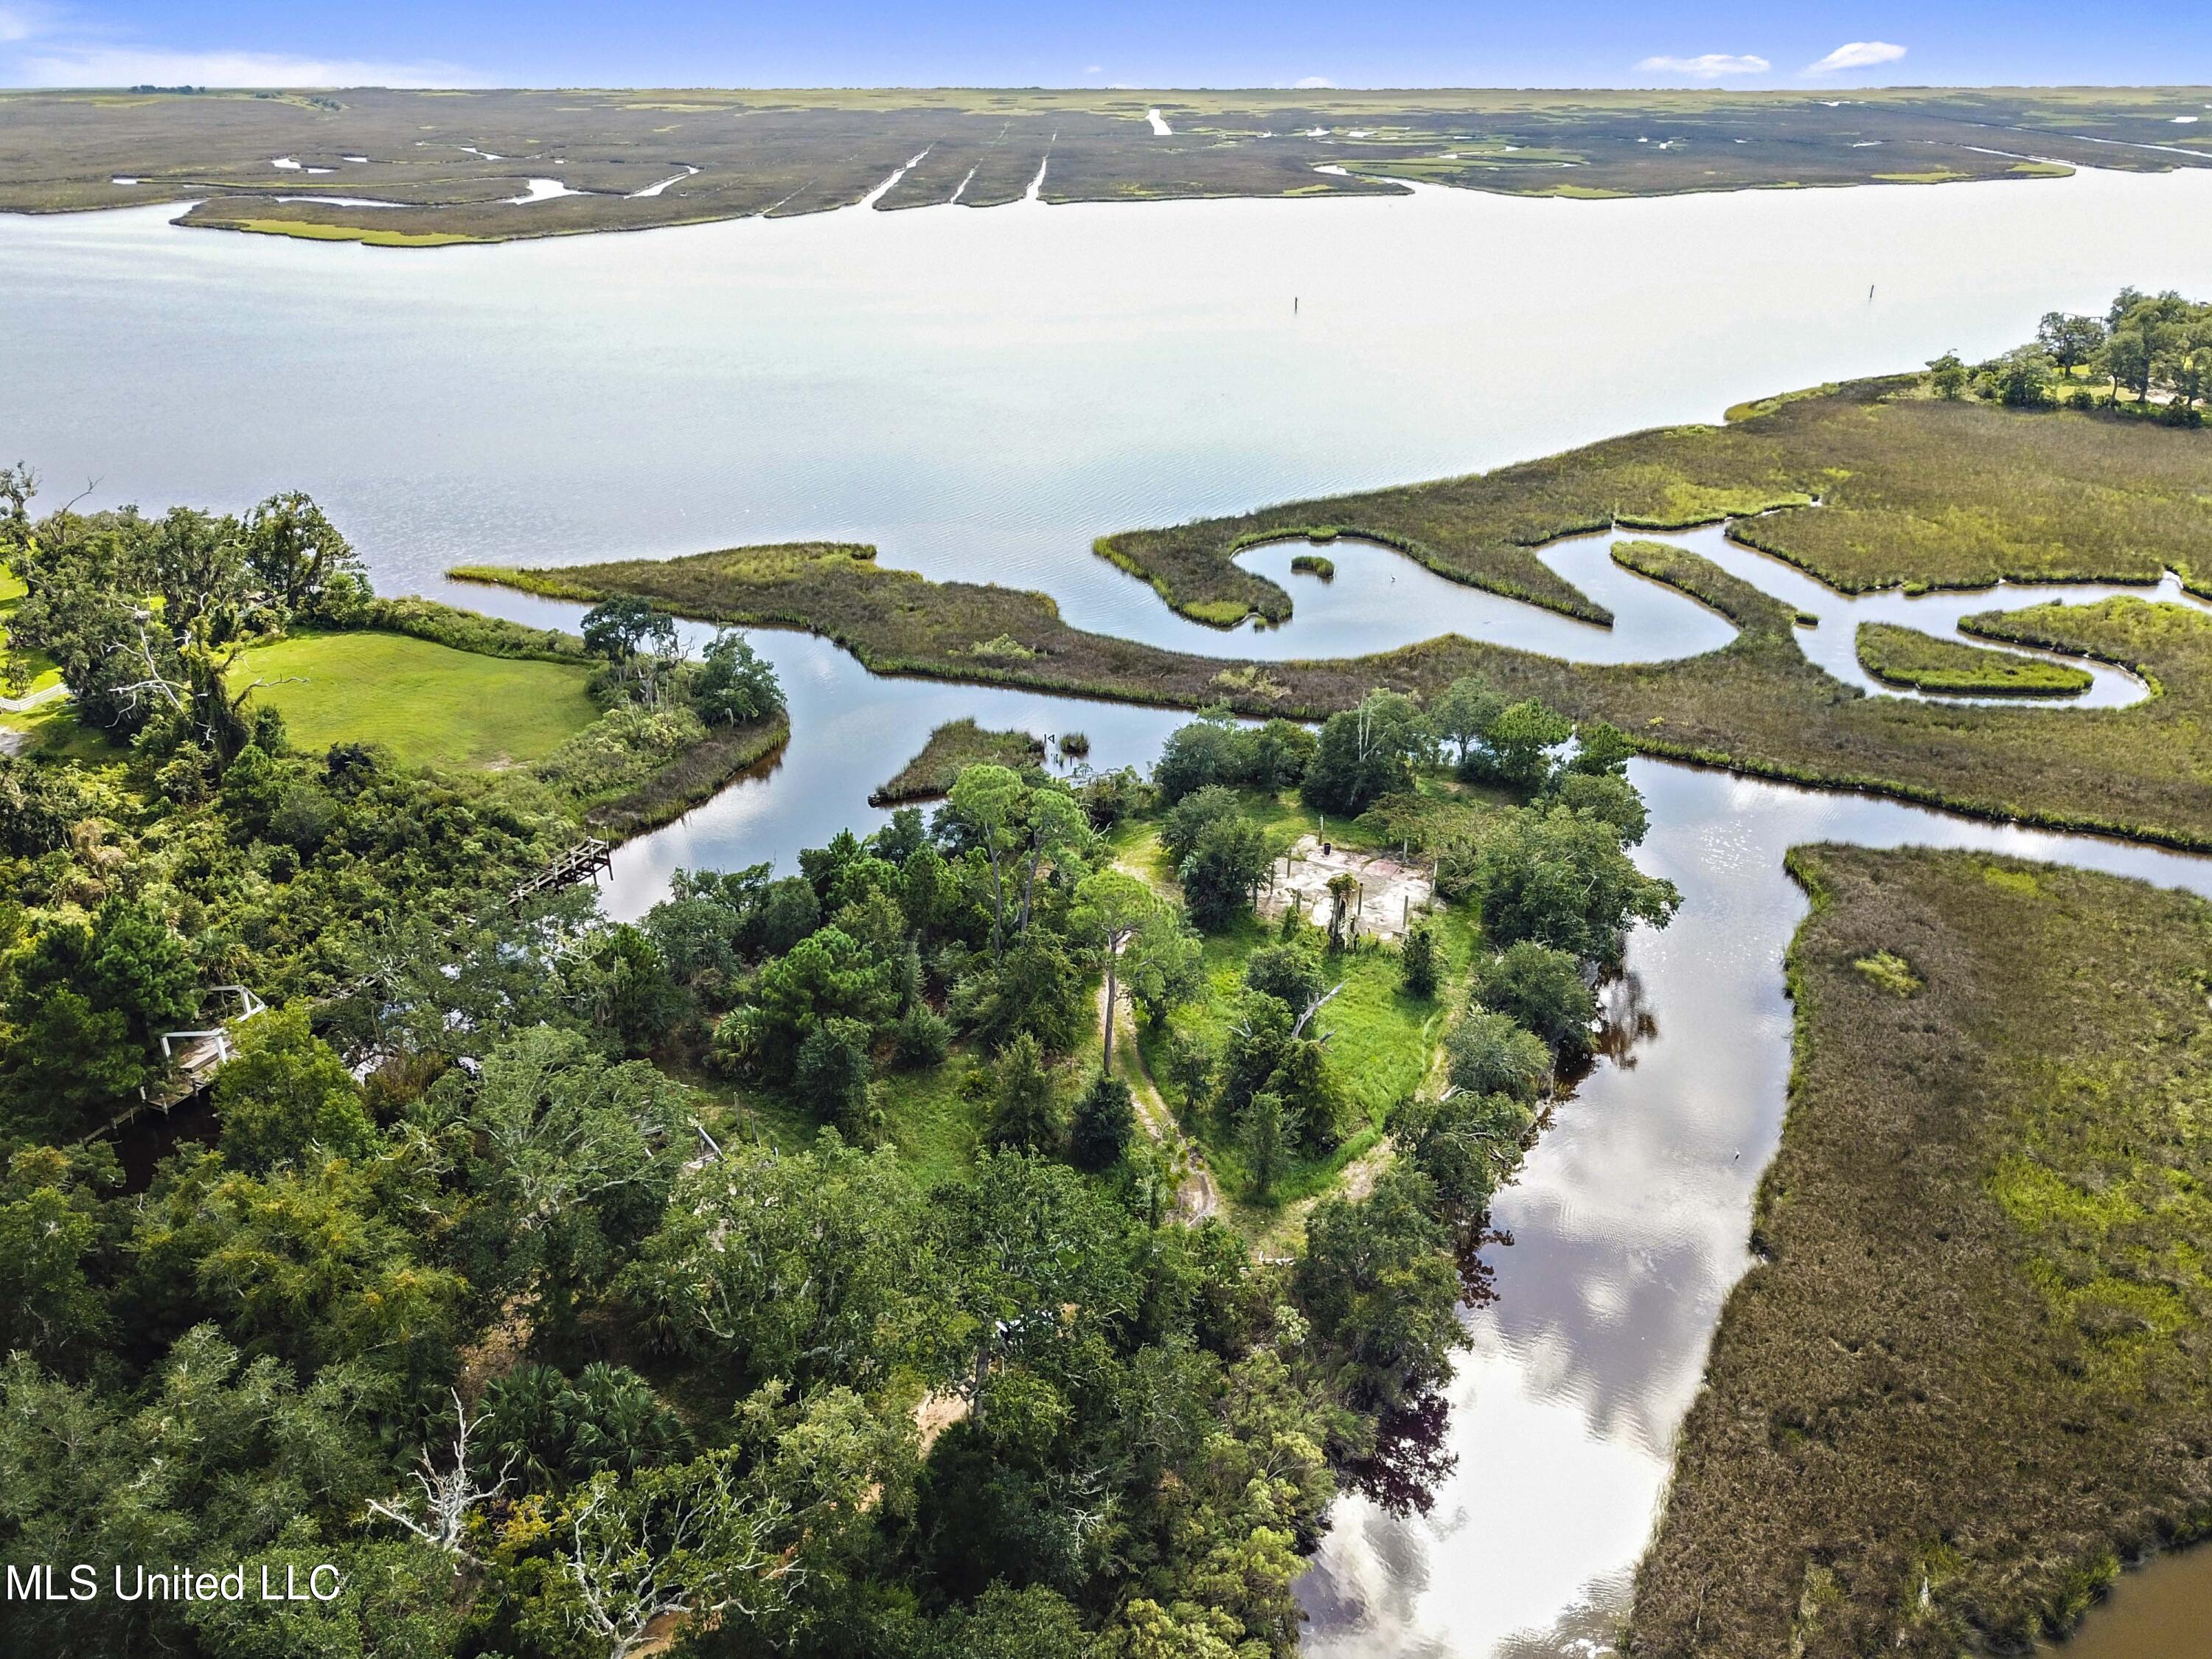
[1143, 905, 1470, 1208]
[0, 566, 63, 701]
[232, 630, 600, 771]
[1, 567, 74, 754]
[1116, 784, 1485, 1210]
[727, 1048, 1001, 1192]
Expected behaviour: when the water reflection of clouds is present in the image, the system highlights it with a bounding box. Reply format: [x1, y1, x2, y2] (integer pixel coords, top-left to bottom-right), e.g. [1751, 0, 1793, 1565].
[20, 175, 2212, 1658]
[1304, 762, 2212, 1655]
[1305, 1346, 1664, 1657]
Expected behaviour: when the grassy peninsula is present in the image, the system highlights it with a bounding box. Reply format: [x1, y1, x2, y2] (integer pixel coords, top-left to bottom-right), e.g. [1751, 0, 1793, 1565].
[1630, 845, 2212, 1656]
[1854, 621, 2096, 696]
[453, 379, 2212, 851]
[1096, 378, 2212, 629]
[871, 718, 1044, 804]
[9, 86, 2211, 248]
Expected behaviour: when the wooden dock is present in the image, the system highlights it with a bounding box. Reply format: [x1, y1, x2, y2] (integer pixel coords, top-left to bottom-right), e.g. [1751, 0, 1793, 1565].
[128, 986, 270, 1117]
[511, 838, 613, 906]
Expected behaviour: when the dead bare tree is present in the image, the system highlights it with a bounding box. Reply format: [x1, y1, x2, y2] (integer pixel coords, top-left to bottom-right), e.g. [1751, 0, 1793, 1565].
[1291, 980, 1346, 1041]
[559, 1461, 794, 1659]
[365, 1388, 515, 1565]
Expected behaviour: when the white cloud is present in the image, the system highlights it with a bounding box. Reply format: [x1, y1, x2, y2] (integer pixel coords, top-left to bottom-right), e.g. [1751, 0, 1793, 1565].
[1292, 75, 1334, 89]
[1083, 63, 1102, 74]
[1804, 40, 1907, 74]
[0, 4, 49, 44]
[1635, 52, 1770, 78]
[7, 44, 487, 87]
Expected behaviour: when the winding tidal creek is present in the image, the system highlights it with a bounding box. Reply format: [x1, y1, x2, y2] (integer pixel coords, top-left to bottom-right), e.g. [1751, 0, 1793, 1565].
[9, 161, 2212, 1655]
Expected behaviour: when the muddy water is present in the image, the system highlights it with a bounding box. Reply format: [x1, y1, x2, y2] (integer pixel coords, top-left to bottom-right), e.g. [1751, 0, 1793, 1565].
[2049, 1545, 2212, 1658]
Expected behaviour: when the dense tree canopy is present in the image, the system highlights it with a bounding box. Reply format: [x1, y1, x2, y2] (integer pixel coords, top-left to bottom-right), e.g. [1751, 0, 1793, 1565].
[0, 463, 1683, 1658]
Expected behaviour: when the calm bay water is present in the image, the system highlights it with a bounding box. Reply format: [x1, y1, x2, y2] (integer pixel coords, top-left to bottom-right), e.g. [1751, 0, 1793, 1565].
[8, 167, 2212, 1655]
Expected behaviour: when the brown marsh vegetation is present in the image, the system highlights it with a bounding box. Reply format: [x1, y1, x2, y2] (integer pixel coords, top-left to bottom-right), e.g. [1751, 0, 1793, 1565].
[869, 717, 1043, 804]
[455, 382, 2212, 850]
[1630, 845, 2212, 1656]
[1099, 379, 2212, 628]
[5, 85, 2211, 245]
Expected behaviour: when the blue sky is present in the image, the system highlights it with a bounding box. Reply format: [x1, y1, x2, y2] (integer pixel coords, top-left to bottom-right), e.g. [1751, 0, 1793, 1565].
[0, 0, 2204, 90]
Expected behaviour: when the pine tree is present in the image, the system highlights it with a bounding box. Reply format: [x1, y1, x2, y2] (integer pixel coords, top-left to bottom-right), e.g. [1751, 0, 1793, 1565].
[1242, 1090, 1288, 1199]
[987, 1032, 1062, 1152]
[1070, 1073, 1136, 1171]
[1399, 919, 1439, 998]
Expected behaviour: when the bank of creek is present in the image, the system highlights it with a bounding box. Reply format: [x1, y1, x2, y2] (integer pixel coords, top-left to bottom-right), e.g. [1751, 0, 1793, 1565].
[10, 162, 2212, 1655]
[457, 525, 2212, 1658]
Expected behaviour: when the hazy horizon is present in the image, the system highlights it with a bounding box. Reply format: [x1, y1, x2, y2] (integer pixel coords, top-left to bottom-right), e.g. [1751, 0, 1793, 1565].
[0, 1, 2206, 97]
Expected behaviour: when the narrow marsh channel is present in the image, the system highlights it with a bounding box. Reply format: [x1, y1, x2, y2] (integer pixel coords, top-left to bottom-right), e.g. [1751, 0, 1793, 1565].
[13, 166, 2212, 1656]
[462, 546, 2212, 1656]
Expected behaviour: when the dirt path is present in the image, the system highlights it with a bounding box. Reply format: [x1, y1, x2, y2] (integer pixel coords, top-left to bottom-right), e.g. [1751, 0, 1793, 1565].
[1097, 975, 1220, 1224]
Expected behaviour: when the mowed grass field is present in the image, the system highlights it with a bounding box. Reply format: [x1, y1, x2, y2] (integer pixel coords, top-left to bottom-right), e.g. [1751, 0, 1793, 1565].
[1631, 845, 2212, 1657]
[233, 630, 599, 770]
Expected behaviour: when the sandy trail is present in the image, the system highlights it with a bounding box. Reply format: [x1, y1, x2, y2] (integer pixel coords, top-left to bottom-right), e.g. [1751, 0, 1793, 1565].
[1096, 970, 1220, 1222]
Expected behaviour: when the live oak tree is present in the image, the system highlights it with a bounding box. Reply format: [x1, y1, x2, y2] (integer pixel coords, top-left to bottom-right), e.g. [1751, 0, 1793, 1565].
[622, 1137, 936, 1394]
[2036, 310, 2107, 373]
[1478, 698, 1573, 791]
[1429, 675, 1505, 773]
[240, 490, 369, 620]
[1472, 805, 1680, 964]
[1472, 940, 1598, 1059]
[1388, 1088, 1532, 1225]
[1294, 1166, 1467, 1412]
[1444, 1008, 1551, 1102]
[1301, 689, 1433, 816]
[1178, 811, 1272, 933]
[580, 597, 682, 707]
[212, 1002, 378, 1172]
[435, 1026, 692, 1340]
[689, 628, 784, 725]
[934, 1150, 1137, 1424]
